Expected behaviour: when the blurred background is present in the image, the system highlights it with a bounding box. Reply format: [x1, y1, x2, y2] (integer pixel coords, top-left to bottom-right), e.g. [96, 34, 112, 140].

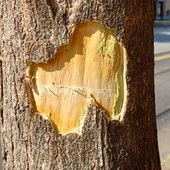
[155, 1, 170, 169]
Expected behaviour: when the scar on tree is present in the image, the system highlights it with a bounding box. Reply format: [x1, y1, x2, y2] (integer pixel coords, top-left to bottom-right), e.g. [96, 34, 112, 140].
[26, 21, 127, 135]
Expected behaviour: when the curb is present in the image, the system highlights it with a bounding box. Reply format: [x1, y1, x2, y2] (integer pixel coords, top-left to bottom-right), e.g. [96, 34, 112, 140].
[154, 20, 170, 26]
[156, 108, 170, 119]
[155, 51, 170, 57]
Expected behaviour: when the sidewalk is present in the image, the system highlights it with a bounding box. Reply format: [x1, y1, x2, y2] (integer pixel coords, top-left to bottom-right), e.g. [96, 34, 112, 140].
[155, 53, 170, 116]
[154, 51, 170, 169]
[157, 109, 170, 170]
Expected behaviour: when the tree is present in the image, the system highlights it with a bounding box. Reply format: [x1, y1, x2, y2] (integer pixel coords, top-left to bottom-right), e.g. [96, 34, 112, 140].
[0, 0, 161, 169]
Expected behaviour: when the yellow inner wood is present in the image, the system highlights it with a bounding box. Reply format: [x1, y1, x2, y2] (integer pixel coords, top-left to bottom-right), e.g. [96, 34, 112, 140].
[26, 21, 126, 135]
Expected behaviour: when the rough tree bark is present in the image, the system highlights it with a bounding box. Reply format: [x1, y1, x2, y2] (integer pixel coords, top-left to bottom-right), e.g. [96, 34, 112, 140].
[0, 0, 161, 170]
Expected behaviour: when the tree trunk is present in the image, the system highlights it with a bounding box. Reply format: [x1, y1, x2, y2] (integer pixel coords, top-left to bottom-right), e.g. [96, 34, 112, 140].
[0, 0, 161, 169]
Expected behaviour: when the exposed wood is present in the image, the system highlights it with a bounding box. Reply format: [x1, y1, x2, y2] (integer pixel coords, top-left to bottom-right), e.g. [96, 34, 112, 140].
[0, 0, 161, 169]
[26, 21, 126, 134]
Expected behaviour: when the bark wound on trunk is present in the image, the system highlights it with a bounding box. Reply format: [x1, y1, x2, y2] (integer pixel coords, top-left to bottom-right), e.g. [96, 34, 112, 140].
[0, 0, 161, 169]
[26, 21, 126, 135]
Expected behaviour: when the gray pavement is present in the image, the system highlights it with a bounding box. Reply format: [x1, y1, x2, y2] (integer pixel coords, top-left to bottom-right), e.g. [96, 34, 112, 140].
[154, 25, 170, 55]
[154, 23, 170, 170]
[155, 58, 170, 169]
[157, 109, 170, 170]
[155, 58, 170, 114]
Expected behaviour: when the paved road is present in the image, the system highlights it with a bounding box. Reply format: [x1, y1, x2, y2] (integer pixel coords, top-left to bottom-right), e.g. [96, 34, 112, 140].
[154, 24, 170, 170]
[157, 109, 170, 170]
[155, 54, 170, 169]
[154, 24, 170, 116]
[155, 55, 170, 115]
[154, 25, 170, 55]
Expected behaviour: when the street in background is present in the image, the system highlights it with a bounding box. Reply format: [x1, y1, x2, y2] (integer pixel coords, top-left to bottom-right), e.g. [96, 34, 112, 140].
[154, 23, 170, 170]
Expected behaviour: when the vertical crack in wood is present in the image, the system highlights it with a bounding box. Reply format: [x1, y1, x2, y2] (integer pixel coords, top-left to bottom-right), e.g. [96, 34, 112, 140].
[0, 60, 3, 125]
[45, 0, 57, 19]
[0, 60, 3, 170]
